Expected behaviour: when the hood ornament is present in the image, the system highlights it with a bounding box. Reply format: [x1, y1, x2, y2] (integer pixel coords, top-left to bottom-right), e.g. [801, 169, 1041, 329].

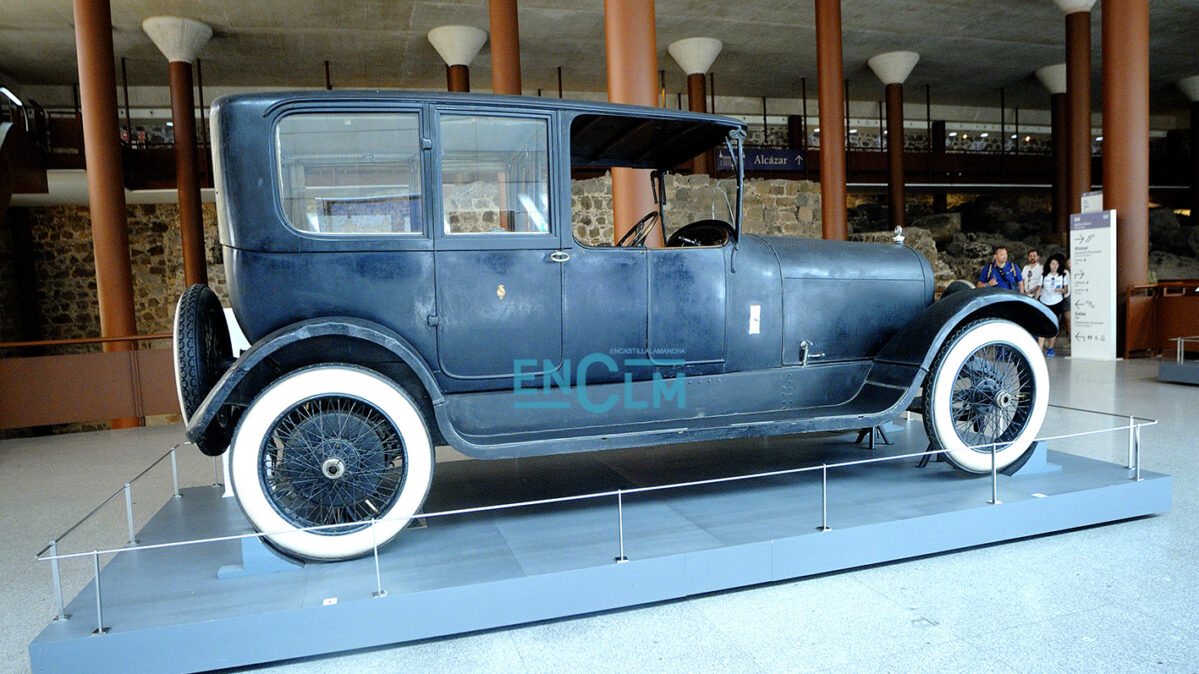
[893, 225, 905, 245]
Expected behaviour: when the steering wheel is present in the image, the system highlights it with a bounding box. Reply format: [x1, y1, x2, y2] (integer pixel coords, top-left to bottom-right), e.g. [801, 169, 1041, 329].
[666, 219, 735, 248]
[617, 210, 660, 247]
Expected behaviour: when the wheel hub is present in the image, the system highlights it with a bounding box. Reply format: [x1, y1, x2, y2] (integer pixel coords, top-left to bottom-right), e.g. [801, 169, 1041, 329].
[995, 390, 1012, 407]
[321, 457, 346, 480]
[261, 396, 408, 534]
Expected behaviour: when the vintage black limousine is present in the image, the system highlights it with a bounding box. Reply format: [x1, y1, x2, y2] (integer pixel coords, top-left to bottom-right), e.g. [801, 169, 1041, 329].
[174, 91, 1055, 560]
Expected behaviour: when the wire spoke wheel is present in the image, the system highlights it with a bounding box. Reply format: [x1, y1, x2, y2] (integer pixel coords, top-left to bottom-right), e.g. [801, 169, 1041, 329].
[261, 396, 407, 535]
[924, 319, 1049, 474]
[947, 343, 1034, 449]
[230, 365, 434, 561]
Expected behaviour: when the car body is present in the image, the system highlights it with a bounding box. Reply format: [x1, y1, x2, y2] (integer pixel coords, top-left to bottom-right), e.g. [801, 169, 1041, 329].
[174, 91, 1056, 560]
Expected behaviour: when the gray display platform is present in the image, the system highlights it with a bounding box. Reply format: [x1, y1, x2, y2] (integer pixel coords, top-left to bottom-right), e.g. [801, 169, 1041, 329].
[30, 422, 1171, 673]
[1159, 360, 1199, 385]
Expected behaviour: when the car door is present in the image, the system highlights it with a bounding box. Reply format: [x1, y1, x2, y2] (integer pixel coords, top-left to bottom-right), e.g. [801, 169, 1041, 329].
[432, 109, 564, 386]
[647, 245, 728, 370]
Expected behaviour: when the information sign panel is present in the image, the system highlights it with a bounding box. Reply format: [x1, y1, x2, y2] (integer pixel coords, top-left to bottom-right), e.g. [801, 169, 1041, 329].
[1069, 209, 1117, 360]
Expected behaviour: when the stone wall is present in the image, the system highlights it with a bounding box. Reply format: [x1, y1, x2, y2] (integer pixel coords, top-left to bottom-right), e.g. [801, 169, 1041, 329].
[570, 172, 821, 246]
[1, 203, 225, 344]
[0, 219, 18, 341]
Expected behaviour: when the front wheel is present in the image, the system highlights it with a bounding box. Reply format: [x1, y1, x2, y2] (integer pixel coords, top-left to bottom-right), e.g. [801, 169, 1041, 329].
[923, 319, 1049, 473]
[229, 365, 434, 560]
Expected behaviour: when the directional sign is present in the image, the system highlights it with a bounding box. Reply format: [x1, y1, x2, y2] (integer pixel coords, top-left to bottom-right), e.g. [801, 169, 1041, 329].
[716, 148, 804, 172]
[1069, 210, 1116, 360]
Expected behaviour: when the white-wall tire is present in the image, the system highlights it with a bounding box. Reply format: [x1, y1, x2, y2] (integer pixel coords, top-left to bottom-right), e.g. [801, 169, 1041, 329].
[923, 319, 1049, 474]
[229, 365, 433, 561]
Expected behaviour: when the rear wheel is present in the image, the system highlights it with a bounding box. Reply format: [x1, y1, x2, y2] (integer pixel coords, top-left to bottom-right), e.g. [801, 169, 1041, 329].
[923, 319, 1048, 473]
[173, 284, 233, 423]
[229, 365, 434, 560]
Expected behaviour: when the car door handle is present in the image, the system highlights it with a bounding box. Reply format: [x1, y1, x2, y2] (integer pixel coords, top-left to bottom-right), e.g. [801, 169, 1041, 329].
[549, 251, 570, 263]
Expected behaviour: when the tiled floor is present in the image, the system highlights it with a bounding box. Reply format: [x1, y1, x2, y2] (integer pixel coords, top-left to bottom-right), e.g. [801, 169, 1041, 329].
[2, 357, 1195, 673]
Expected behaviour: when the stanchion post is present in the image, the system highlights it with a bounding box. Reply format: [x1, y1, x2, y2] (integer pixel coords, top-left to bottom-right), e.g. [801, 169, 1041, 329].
[1134, 423, 1142, 481]
[123, 483, 137, 545]
[1126, 415, 1135, 469]
[49, 540, 67, 621]
[988, 446, 1001, 505]
[91, 551, 108, 635]
[212, 455, 221, 487]
[819, 464, 830, 531]
[170, 448, 180, 498]
[615, 490, 628, 563]
[371, 519, 386, 598]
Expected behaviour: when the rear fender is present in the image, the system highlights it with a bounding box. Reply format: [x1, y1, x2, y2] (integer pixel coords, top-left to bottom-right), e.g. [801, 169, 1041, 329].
[185, 317, 443, 456]
[874, 288, 1058, 373]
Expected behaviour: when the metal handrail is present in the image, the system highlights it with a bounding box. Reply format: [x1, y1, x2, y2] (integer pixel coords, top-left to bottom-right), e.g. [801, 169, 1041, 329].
[35, 410, 1156, 565]
[1171, 336, 1199, 364]
[34, 443, 189, 559]
[0, 333, 171, 350]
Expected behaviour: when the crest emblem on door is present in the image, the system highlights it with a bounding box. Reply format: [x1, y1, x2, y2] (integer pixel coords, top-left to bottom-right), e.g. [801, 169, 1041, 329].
[496, 284, 506, 299]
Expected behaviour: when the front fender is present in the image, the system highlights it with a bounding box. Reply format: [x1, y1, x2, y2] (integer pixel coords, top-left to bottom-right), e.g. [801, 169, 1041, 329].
[874, 288, 1058, 372]
[185, 317, 442, 456]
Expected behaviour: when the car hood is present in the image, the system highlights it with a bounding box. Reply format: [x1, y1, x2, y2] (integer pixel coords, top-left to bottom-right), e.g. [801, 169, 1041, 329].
[754, 235, 932, 285]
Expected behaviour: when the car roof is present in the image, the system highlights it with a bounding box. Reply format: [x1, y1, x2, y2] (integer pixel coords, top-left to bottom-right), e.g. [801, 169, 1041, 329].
[217, 90, 746, 170]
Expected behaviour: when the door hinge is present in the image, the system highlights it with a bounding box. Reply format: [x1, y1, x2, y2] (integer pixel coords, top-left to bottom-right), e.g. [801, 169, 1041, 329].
[421, 137, 433, 150]
[427, 315, 440, 327]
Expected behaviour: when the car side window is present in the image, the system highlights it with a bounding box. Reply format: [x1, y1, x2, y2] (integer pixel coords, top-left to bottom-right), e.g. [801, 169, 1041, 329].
[276, 112, 423, 235]
[440, 115, 550, 234]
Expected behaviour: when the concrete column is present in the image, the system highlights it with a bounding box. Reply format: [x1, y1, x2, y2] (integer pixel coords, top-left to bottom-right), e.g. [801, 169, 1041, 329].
[143, 16, 212, 287]
[868, 51, 919, 230]
[488, 0, 522, 95]
[669, 37, 722, 175]
[73, 0, 138, 428]
[1056, 0, 1096, 213]
[814, 0, 847, 240]
[1037, 63, 1070, 235]
[604, 0, 662, 246]
[428, 26, 488, 93]
[1101, 0, 1149, 302]
[1177, 77, 1199, 222]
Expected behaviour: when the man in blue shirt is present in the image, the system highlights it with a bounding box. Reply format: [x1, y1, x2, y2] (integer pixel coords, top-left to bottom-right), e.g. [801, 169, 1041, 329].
[977, 246, 1024, 293]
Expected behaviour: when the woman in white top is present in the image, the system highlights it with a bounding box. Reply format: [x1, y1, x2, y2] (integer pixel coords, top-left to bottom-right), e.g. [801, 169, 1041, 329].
[1036, 253, 1070, 357]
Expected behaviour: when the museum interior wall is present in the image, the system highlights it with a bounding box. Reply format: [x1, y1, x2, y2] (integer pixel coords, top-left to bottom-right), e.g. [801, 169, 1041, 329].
[4, 177, 1198, 353]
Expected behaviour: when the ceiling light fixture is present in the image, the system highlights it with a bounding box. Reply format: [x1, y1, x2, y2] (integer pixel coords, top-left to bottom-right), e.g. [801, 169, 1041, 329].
[980, 132, 989, 138]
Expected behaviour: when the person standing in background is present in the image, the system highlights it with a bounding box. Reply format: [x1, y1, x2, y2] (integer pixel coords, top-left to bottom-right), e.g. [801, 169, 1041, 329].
[977, 246, 1024, 293]
[1022, 249, 1042, 298]
[1037, 253, 1070, 357]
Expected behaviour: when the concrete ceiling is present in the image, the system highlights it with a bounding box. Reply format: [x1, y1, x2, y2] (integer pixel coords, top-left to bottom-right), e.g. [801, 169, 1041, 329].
[1, 0, 1197, 114]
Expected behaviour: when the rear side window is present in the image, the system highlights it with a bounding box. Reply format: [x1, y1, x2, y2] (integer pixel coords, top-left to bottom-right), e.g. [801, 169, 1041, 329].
[440, 115, 550, 234]
[276, 113, 423, 235]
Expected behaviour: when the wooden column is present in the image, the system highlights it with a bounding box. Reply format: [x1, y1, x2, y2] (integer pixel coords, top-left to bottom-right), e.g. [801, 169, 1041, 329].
[488, 0, 522, 95]
[169, 61, 207, 286]
[1052, 92, 1069, 234]
[687, 73, 709, 174]
[1065, 8, 1093, 213]
[604, 0, 662, 246]
[447, 64, 470, 92]
[73, 0, 138, 428]
[1102, 0, 1149, 302]
[1038, 63, 1070, 236]
[144, 17, 213, 286]
[1191, 102, 1199, 222]
[885, 83, 905, 228]
[814, 0, 847, 240]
